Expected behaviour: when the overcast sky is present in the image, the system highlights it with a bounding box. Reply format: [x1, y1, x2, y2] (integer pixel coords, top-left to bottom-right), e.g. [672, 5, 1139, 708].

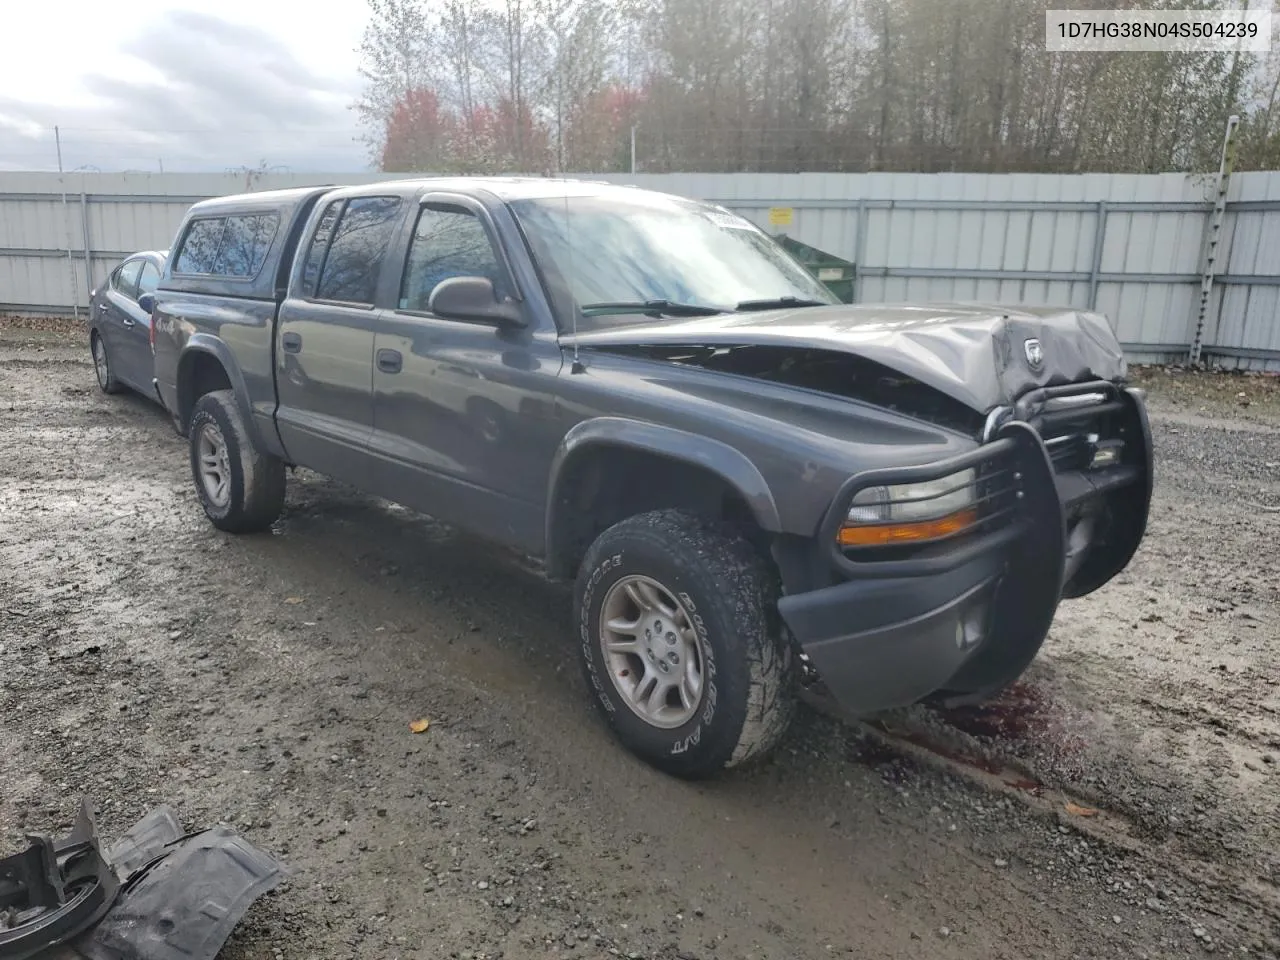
[0, 0, 373, 172]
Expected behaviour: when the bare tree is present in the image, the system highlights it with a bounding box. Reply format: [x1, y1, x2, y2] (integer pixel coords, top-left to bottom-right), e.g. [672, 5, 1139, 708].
[355, 0, 1266, 175]
[355, 0, 435, 163]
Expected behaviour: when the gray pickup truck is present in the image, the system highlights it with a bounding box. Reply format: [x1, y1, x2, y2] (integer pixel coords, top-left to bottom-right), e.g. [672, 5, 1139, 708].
[147, 177, 1152, 778]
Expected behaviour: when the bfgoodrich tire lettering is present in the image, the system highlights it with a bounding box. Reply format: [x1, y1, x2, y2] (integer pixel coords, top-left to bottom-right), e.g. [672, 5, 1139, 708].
[575, 509, 795, 779]
[187, 389, 285, 533]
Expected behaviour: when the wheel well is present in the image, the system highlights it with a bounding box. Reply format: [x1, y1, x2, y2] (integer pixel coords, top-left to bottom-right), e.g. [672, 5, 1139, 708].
[177, 352, 233, 433]
[547, 446, 765, 580]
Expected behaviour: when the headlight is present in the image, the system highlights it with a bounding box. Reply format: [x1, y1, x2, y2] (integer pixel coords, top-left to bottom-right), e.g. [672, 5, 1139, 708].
[839, 468, 978, 547]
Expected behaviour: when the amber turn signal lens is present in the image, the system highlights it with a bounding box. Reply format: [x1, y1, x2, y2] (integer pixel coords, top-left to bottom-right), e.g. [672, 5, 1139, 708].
[837, 507, 979, 547]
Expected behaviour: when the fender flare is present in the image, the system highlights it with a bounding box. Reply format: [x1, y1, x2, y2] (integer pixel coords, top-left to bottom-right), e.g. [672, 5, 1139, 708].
[176, 334, 263, 449]
[544, 416, 782, 578]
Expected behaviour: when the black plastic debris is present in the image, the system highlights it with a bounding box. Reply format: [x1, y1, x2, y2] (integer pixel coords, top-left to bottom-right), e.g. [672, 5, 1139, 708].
[0, 800, 289, 960]
[76, 824, 289, 960]
[101, 807, 184, 886]
[0, 800, 119, 960]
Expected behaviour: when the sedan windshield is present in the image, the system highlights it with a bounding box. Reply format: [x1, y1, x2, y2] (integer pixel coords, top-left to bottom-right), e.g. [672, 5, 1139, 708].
[508, 194, 836, 327]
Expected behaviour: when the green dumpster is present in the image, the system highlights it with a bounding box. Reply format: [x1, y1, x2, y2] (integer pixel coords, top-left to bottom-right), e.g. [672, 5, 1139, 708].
[774, 234, 856, 303]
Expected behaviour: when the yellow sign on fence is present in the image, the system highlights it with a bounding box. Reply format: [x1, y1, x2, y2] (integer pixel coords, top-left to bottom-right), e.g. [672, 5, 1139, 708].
[768, 206, 794, 227]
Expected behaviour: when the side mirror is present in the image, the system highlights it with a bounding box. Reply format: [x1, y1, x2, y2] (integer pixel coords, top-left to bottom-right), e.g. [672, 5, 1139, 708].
[428, 276, 525, 328]
[137, 292, 156, 314]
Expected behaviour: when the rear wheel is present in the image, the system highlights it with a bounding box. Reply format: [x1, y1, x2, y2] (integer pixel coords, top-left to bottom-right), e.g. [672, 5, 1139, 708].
[91, 332, 120, 394]
[188, 389, 285, 533]
[575, 509, 795, 779]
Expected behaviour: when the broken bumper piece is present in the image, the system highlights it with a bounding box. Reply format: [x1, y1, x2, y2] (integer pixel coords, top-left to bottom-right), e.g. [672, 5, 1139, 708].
[0, 800, 288, 960]
[0, 800, 119, 960]
[77, 819, 290, 960]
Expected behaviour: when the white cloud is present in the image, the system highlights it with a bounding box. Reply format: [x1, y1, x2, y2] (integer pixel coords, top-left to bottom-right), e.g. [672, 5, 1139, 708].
[0, 0, 374, 172]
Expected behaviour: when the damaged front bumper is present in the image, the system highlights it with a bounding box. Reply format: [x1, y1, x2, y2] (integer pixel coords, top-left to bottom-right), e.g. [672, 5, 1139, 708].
[778, 383, 1152, 714]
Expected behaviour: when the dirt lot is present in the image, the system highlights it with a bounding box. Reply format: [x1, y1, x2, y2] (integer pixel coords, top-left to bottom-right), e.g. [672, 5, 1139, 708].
[2, 319, 1278, 960]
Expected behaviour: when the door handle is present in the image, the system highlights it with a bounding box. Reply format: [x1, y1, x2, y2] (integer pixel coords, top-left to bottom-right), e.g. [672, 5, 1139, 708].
[122, 316, 135, 327]
[98, 303, 108, 312]
[376, 348, 402, 374]
[281, 332, 302, 354]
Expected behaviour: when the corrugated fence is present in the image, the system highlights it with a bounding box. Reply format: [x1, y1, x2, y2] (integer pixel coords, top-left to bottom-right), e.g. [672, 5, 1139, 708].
[3, 169, 1279, 369]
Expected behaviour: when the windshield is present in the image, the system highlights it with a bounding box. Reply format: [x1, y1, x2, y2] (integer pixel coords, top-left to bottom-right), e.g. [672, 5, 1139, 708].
[508, 195, 837, 328]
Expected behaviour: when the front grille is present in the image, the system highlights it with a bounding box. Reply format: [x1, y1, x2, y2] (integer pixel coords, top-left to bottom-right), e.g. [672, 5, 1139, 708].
[828, 380, 1137, 578]
[1023, 385, 1126, 475]
[1044, 432, 1090, 472]
[975, 450, 1021, 526]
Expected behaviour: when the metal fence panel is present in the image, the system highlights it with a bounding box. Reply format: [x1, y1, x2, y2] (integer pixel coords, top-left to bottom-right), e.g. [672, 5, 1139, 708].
[3, 169, 1280, 368]
[1210, 172, 1280, 367]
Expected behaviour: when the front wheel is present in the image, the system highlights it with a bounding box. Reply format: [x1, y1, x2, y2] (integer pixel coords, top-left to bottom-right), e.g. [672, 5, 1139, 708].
[188, 389, 285, 533]
[575, 509, 795, 779]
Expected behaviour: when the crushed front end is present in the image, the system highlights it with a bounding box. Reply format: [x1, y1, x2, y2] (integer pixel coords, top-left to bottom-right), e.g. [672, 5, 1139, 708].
[776, 380, 1152, 714]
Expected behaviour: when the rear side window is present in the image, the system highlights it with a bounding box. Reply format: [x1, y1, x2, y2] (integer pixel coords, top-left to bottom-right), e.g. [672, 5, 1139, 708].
[213, 214, 278, 277]
[174, 219, 224, 275]
[173, 213, 280, 278]
[312, 197, 403, 305]
[115, 259, 143, 300]
[300, 200, 342, 296]
[400, 206, 506, 312]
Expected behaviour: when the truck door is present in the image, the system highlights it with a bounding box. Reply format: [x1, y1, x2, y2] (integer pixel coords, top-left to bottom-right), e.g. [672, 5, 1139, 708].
[367, 197, 564, 556]
[274, 196, 404, 487]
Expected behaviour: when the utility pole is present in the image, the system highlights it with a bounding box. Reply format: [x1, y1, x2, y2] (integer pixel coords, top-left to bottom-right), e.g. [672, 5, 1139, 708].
[55, 126, 80, 321]
[630, 125, 637, 175]
[80, 182, 92, 303]
[557, 49, 565, 173]
[1189, 114, 1240, 366]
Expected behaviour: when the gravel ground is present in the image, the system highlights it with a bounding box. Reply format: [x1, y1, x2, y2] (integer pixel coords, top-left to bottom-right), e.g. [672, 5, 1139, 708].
[2, 320, 1278, 960]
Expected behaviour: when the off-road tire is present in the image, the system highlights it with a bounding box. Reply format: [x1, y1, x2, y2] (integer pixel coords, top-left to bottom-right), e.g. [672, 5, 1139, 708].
[91, 332, 121, 394]
[575, 509, 795, 779]
[188, 389, 285, 533]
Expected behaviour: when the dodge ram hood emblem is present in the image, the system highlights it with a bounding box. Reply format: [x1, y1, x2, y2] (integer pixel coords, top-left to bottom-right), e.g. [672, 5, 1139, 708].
[1024, 338, 1044, 370]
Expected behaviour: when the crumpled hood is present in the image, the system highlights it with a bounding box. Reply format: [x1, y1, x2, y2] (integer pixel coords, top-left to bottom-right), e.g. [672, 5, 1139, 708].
[568, 302, 1128, 413]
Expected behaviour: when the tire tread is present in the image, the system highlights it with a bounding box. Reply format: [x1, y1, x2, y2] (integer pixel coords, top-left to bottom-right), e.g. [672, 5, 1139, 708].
[577, 508, 794, 776]
[189, 389, 285, 533]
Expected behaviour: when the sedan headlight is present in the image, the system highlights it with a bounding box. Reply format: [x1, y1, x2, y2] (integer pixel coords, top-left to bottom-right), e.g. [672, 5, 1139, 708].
[839, 468, 978, 547]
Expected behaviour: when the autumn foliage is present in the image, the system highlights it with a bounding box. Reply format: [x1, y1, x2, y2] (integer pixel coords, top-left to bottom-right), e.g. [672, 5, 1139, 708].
[380, 84, 640, 174]
[380, 88, 453, 172]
